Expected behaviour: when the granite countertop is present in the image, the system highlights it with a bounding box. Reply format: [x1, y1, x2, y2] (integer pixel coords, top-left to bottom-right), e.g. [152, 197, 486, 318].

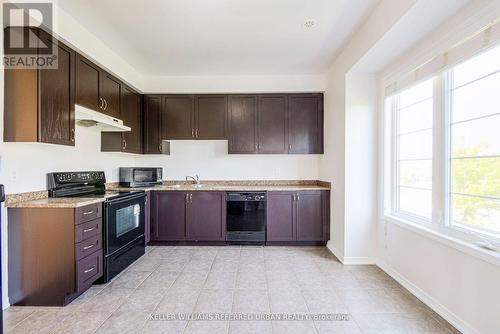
[6, 197, 107, 208]
[5, 180, 330, 208]
[109, 180, 330, 192]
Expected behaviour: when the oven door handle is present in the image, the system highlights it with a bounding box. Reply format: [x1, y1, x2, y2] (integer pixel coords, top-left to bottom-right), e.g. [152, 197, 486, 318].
[105, 193, 147, 207]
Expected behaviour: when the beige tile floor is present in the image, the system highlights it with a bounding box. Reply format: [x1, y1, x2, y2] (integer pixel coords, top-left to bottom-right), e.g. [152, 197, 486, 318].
[3, 246, 461, 334]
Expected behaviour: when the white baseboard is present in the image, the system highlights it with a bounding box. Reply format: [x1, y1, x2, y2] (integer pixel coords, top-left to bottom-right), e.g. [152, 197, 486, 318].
[326, 241, 375, 264]
[376, 259, 479, 334]
[326, 240, 344, 262]
[342, 256, 375, 265]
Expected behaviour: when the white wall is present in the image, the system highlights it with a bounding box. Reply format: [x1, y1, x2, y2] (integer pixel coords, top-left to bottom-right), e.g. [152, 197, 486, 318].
[320, 0, 418, 262]
[144, 74, 326, 94]
[377, 2, 500, 333]
[344, 73, 378, 263]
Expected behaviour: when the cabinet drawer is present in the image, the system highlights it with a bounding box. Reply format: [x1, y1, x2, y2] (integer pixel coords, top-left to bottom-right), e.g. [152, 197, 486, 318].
[76, 234, 102, 261]
[75, 218, 102, 243]
[76, 250, 103, 292]
[75, 203, 102, 224]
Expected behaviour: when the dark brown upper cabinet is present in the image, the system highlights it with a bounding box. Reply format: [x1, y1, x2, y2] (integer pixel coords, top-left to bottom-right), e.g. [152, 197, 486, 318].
[100, 72, 121, 119]
[288, 94, 324, 154]
[162, 95, 194, 139]
[75, 54, 122, 119]
[143, 95, 163, 154]
[101, 85, 142, 154]
[228, 95, 258, 153]
[121, 86, 142, 153]
[227, 93, 323, 154]
[258, 95, 287, 154]
[195, 95, 227, 139]
[4, 28, 75, 146]
[75, 54, 100, 111]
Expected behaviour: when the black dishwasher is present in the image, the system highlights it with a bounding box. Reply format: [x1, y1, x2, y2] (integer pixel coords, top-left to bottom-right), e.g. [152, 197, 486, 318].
[226, 192, 266, 245]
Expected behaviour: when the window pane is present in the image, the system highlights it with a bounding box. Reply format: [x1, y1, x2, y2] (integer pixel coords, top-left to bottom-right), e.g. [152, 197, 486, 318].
[399, 98, 433, 133]
[400, 160, 432, 189]
[399, 187, 432, 219]
[451, 157, 500, 197]
[451, 114, 500, 157]
[452, 71, 500, 123]
[451, 194, 500, 234]
[453, 45, 500, 88]
[399, 130, 432, 160]
[399, 79, 433, 108]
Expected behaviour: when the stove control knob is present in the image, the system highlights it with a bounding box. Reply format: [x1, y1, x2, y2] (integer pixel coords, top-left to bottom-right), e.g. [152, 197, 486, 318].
[254, 196, 261, 200]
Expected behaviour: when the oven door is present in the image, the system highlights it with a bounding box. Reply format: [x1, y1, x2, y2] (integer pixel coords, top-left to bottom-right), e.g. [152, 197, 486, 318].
[104, 193, 146, 255]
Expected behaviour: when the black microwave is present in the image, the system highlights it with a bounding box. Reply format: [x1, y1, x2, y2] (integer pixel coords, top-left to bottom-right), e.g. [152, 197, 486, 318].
[119, 167, 162, 188]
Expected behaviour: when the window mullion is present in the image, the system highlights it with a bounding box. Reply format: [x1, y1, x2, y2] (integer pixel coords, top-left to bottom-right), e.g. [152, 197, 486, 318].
[432, 74, 446, 227]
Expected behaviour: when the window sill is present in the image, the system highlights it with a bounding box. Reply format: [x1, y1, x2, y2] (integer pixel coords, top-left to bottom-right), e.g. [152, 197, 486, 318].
[383, 215, 500, 267]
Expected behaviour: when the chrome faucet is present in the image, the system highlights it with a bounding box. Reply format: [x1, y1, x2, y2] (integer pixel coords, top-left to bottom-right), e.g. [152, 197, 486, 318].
[186, 174, 200, 185]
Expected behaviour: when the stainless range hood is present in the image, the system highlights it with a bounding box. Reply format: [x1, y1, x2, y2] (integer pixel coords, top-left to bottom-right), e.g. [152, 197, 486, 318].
[75, 104, 131, 132]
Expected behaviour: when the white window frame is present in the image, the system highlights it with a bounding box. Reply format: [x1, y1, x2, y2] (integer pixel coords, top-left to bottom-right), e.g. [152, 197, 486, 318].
[388, 77, 437, 228]
[385, 67, 500, 245]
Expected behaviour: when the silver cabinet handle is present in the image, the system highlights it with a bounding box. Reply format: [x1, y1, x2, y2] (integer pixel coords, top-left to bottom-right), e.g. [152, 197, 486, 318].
[254, 144, 258, 150]
[84, 266, 96, 274]
[83, 227, 95, 233]
[82, 211, 94, 216]
[189, 194, 193, 203]
[297, 193, 300, 201]
[122, 139, 127, 151]
[83, 244, 95, 250]
[288, 144, 292, 151]
[103, 99, 108, 110]
[191, 129, 195, 137]
[258, 144, 261, 150]
[186, 194, 189, 203]
[159, 143, 162, 152]
[99, 98, 103, 109]
[293, 194, 296, 201]
[195, 129, 199, 138]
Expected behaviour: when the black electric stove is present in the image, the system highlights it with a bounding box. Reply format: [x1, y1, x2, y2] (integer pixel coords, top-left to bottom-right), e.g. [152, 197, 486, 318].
[47, 171, 146, 282]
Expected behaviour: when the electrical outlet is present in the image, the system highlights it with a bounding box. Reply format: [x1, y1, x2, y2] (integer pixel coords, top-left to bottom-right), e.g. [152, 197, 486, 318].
[10, 170, 18, 182]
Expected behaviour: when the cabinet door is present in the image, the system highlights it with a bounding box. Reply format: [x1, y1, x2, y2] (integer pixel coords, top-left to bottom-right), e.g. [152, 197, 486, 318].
[296, 191, 324, 241]
[267, 192, 295, 241]
[38, 31, 75, 146]
[75, 54, 100, 111]
[288, 94, 323, 154]
[163, 96, 194, 139]
[228, 96, 258, 153]
[195, 96, 227, 139]
[154, 192, 187, 241]
[143, 95, 162, 154]
[258, 95, 287, 153]
[187, 192, 225, 241]
[121, 86, 142, 154]
[100, 72, 121, 118]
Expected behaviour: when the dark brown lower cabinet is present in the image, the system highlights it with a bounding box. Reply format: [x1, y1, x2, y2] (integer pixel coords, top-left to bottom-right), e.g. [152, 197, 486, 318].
[266, 192, 295, 241]
[187, 192, 226, 241]
[154, 191, 187, 241]
[8, 203, 103, 306]
[152, 191, 225, 242]
[267, 190, 329, 244]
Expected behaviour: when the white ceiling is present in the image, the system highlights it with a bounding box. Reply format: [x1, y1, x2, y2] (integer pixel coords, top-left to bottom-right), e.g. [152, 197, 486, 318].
[352, 0, 469, 73]
[54, 0, 378, 76]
